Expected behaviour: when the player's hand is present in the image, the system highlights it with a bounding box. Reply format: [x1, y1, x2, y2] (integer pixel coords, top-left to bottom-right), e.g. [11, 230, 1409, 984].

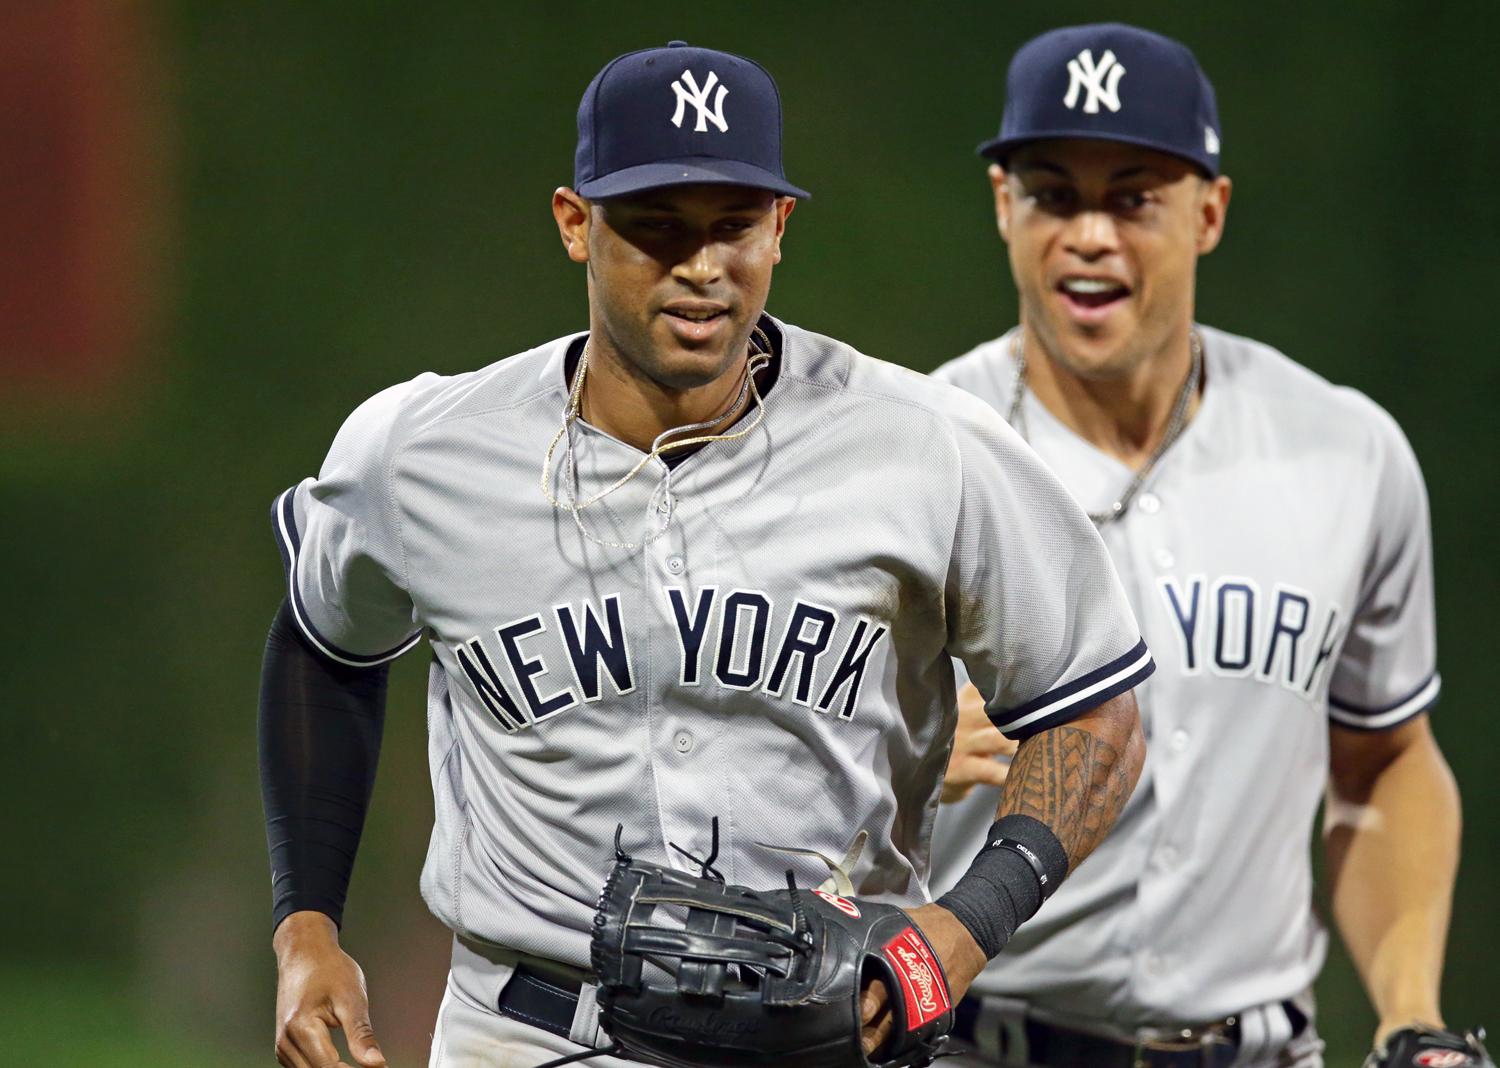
[272, 910, 386, 1068]
[859, 902, 988, 1056]
[941, 683, 1017, 803]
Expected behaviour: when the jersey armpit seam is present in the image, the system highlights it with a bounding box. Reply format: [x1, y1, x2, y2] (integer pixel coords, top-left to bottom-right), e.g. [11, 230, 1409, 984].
[453, 807, 471, 931]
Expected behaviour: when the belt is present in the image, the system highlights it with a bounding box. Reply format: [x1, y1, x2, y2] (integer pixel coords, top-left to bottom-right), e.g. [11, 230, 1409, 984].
[954, 996, 1308, 1068]
[496, 960, 584, 1039]
[500, 966, 1312, 1064]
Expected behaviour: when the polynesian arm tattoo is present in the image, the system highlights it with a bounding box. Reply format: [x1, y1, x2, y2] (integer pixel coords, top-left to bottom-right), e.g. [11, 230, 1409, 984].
[997, 717, 1136, 872]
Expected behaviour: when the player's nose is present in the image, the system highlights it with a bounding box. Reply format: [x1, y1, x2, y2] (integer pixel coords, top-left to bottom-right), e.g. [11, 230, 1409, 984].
[671, 242, 724, 289]
[1062, 210, 1122, 261]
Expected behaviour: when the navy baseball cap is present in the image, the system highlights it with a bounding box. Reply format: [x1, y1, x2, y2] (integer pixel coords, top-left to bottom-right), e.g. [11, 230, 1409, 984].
[979, 23, 1222, 177]
[574, 41, 809, 200]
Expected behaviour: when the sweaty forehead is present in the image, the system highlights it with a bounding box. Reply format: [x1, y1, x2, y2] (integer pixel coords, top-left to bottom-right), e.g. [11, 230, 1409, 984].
[1008, 138, 1196, 184]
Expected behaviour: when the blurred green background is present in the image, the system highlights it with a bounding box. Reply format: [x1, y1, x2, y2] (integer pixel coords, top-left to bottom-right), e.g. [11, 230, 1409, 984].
[1, 0, 1495, 1064]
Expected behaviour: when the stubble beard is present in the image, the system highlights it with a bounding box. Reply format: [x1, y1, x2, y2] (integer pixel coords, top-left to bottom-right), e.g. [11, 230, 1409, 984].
[1021, 286, 1169, 384]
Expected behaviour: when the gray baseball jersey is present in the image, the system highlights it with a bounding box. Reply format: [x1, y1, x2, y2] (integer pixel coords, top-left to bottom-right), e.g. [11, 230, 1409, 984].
[929, 325, 1438, 1026]
[271, 317, 1152, 969]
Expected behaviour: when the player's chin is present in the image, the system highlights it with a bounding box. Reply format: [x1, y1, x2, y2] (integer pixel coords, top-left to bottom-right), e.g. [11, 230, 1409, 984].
[1049, 326, 1144, 378]
[648, 317, 745, 385]
[1045, 306, 1141, 369]
[644, 342, 740, 391]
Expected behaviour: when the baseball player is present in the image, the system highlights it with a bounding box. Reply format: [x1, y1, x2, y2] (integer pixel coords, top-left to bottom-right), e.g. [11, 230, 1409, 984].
[258, 42, 1156, 1068]
[928, 23, 1482, 1068]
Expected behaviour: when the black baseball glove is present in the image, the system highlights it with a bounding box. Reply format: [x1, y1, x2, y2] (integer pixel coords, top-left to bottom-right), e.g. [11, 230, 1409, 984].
[1365, 1026, 1493, 1068]
[589, 833, 954, 1068]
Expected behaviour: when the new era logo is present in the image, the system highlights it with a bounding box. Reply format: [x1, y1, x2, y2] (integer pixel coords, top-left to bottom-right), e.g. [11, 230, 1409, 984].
[670, 70, 729, 132]
[1063, 48, 1125, 114]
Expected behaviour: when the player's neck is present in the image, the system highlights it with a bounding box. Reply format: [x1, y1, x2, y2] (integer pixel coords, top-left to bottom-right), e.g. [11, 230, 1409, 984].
[1022, 324, 1202, 472]
[577, 335, 756, 455]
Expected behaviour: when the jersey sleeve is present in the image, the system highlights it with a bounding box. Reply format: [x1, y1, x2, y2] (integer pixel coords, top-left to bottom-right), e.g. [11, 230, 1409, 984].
[944, 396, 1153, 739]
[271, 382, 426, 666]
[1326, 402, 1439, 730]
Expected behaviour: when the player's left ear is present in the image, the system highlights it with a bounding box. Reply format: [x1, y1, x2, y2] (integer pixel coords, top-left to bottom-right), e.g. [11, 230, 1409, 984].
[1195, 174, 1232, 255]
[771, 196, 795, 264]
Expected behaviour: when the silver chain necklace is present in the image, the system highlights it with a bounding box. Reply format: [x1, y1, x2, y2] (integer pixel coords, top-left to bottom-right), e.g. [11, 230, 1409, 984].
[1006, 329, 1203, 527]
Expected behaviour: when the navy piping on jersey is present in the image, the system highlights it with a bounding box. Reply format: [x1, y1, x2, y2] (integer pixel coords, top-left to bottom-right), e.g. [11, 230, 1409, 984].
[1328, 672, 1440, 732]
[271, 488, 424, 668]
[990, 638, 1155, 740]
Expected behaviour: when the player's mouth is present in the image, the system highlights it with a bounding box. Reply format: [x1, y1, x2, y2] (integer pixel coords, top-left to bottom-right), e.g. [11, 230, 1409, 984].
[1055, 276, 1132, 322]
[661, 301, 732, 344]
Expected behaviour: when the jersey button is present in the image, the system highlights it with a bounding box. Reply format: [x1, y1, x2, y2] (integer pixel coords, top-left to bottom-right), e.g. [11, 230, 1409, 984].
[665, 555, 685, 574]
[1170, 729, 1189, 752]
[1157, 845, 1178, 868]
[673, 730, 694, 754]
[1137, 492, 1161, 514]
[1155, 548, 1175, 569]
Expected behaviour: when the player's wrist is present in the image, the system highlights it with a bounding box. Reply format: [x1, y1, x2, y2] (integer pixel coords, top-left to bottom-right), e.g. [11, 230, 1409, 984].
[935, 814, 1068, 959]
[906, 902, 987, 995]
[1375, 1014, 1447, 1046]
[272, 909, 340, 959]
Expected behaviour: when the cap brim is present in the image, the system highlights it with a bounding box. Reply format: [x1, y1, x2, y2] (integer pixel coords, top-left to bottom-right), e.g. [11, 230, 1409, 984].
[976, 131, 1218, 177]
[576, 156, 810, 200]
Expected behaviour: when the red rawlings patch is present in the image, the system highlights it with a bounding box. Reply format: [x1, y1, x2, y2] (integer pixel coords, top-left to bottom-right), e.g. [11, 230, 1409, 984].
[881, 926, 951, 1030]
[1415, 1051, 1473, 1068]
[813, 889, 861, 917]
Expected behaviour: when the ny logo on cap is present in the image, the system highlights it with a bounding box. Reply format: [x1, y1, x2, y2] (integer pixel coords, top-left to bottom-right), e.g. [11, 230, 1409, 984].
[670, 70, 729, 132]
[1063, 48, 1125, 114]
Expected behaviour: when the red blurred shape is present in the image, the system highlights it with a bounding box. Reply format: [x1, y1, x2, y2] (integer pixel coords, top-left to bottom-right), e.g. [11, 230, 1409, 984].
[0, 0, 162, 394]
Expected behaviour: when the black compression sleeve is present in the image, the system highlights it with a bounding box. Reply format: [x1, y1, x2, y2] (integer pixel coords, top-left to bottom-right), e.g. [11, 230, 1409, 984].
[258, 598, 389, 930]
[936, 814, 1069, 959]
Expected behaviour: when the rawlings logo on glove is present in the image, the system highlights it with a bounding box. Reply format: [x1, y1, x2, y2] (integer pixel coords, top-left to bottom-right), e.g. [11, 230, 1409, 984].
[882, 928, 950, 1030]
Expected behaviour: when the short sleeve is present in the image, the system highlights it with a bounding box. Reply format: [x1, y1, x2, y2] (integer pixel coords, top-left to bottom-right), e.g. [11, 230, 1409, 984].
[1327, 406, 1439, 730]
[271, 382, 425, 666]
[944, 398, 1153, 739]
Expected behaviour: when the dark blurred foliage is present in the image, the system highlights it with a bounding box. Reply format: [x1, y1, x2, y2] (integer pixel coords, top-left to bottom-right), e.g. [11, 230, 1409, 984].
[0, 0, 1494, 1059]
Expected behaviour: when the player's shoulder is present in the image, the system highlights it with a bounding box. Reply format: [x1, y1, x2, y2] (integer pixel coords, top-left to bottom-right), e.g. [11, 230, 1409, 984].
[928, 332, 1019, 410]
[322, 335, 577, 468]
[1203, 324, 1415, 464]
[778, 320, 1018, 448]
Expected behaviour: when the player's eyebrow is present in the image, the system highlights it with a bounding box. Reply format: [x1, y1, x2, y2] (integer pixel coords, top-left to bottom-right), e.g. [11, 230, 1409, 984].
[1012, 160, 1072, 178]
[1109, 164, 1167, 181]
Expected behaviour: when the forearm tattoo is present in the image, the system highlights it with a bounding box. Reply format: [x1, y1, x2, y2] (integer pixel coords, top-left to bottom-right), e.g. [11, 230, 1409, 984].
[998, 725, 1131, 871]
